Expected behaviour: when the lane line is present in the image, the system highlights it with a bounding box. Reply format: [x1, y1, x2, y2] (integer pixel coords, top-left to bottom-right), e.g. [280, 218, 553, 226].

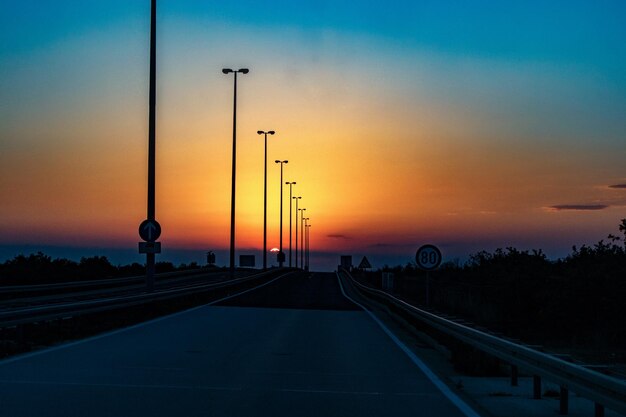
[0, 272, 291, 366]
[278, 388, 438, 397]
[0, 380, 244, 391]
[336, 272, 483, 417]
[0, 379, 441, 397]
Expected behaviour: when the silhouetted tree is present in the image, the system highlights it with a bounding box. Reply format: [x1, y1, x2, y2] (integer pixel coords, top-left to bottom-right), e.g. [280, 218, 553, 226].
[155, 261, 176, 273]
[0, 253, 203, 285]
[78, 256, 116, 279]
[357, 220, 626, 352]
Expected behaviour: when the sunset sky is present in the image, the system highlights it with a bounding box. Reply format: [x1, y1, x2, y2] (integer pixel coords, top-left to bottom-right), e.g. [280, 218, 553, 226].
[1, 1, 625, 270]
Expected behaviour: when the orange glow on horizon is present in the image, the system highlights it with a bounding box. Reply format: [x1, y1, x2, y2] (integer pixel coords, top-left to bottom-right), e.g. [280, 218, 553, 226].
[1, 19, 625, 265]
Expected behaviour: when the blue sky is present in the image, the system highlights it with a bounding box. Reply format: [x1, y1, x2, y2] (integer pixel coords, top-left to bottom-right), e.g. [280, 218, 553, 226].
[1, 1, 626, 270]
[3, 1, 626, 63]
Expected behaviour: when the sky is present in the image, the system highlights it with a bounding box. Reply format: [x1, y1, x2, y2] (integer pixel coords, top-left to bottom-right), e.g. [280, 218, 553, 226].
[1, 0, 625, 271]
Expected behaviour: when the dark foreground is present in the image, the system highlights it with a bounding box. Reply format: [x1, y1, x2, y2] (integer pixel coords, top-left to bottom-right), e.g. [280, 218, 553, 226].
[0, 272, 476, 417]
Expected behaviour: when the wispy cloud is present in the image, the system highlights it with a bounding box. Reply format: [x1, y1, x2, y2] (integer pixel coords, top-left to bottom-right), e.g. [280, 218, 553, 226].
[548, 204, 609, 211]
[609, 184, 626, 189]
[327, 234, 351, 239]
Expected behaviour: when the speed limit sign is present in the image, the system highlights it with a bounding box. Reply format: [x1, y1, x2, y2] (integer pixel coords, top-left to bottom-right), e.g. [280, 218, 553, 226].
[416, 244, 442, 270]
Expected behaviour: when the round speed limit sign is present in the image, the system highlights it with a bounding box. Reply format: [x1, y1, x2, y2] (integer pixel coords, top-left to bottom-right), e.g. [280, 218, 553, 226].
[416, 244, 442, 270]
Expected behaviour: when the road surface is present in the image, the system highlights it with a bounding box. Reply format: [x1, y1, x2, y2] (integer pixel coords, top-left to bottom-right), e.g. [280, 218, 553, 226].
[0, 272, 479, 417]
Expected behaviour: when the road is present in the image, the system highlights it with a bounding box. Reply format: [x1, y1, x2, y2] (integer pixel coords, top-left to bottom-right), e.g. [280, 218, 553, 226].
[0, 272, 479, 417]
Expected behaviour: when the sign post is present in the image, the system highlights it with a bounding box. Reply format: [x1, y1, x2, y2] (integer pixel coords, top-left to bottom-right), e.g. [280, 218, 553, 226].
[139, 218, 161, 291]
[416, 244, 442, 308]
[140, 0, 159, 292]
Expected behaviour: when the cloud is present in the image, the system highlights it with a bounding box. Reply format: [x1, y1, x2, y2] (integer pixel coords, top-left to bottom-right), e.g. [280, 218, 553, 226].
[609, 184, 626, 189]
[327, 234, 351, 239]
[548, 204, 609, 211]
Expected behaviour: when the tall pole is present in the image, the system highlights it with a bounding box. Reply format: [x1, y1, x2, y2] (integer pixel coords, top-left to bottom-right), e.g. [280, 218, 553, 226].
[300, 209, 306, 269]
[263, 131, 267, 269]
[230, 71, 237, 276]
[275, 160, 288, 267]
[146, 0, 157, 291]
[222, 68, 249, 277]
[306, 223, 311, 271]
[286, 182, 296, 267]
[257, 130, 275, 270]
[294, 197, 301, 268]
[303, 218, 309, 271]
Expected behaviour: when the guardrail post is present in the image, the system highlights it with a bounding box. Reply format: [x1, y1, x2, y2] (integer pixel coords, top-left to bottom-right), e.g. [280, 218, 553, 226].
[560, 386, 568, 415]
[594, 403, 604, 417]
[533, 375, 541, 399]
[343, 268, 626, 416]
[511, 365, 518, 386]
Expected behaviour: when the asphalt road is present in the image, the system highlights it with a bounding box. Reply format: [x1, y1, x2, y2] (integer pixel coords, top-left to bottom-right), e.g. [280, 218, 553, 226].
[217, 270, 358, 310]
[0, 271, 479, 417]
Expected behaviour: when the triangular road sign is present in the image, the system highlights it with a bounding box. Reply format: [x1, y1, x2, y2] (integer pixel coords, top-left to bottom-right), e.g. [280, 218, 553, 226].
[358, 256, 372, 269]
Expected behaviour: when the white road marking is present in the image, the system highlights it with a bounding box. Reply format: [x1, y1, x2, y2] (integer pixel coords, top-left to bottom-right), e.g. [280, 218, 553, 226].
[0, 379, 442, 397]
[336, 272, 483, 417]
[0, 379, 244, 391]
[0, 272, 290, 366]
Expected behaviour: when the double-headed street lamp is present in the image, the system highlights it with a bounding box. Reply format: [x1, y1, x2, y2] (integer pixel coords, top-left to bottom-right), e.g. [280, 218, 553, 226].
[285, 181, 296, 267]
[275, 160, 288, 267]
[303, 217, 310, 269]
[299, 209, 307, 269]
[293, 196, 301, 268]
[257, 130, 275, 269]
[305, 223, 311, 271]
[222, 68, 249, 276]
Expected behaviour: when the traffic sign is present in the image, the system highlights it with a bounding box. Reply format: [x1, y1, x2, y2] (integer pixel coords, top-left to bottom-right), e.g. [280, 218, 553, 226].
[358, 256, 372, 269]
[206, 251, 216, 265]
[139, 219, 161, 242]
[139, 241, 161, 254]
[416, 244, 442, 270]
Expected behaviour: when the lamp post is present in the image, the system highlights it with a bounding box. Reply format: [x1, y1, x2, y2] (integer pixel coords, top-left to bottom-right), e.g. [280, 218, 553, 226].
[275, 160, 288, 267]
[293, 196, 301, 268]
[300, 209, 307, 269]
[138, 0, 160, 292]
[305, 223, 311, 271]
[146, 0, 156, 291]
[285, 181, 296, 267]
[303, 218, 310, 270]
[222, 67, 249, 277]
[257, 130, 275, 270]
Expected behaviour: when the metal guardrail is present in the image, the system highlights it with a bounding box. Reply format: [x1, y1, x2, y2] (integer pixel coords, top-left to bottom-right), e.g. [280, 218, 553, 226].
[0, 268, 214, 295]
[1, 269, 292, 328]
[339, 269, 626, 416]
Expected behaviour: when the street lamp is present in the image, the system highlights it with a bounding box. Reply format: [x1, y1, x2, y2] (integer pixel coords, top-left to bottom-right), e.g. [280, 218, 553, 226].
[222, 67, 249, 276]
[257, 130, 275, 269]
[300, 209, 307, 269]
[302, 217, 310, 271]
[301, 217, 309, 271]
[305, 223, 311, 271]
[275, 160, 288, 267]
[285, 181, 296, 267]
[293, 196, 301, 268]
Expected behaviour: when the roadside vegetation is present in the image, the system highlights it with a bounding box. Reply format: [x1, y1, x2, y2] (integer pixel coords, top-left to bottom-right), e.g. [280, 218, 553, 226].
[353, 219, 626, 359]
[0, 253, 202, 286]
